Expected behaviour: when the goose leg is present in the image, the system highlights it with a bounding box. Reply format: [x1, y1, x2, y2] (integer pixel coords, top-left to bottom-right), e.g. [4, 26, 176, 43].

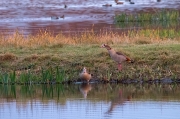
[118, 63, 122, 71]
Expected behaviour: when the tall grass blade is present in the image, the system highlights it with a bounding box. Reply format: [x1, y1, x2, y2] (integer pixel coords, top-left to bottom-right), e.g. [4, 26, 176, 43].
[10, 70, 16, 84]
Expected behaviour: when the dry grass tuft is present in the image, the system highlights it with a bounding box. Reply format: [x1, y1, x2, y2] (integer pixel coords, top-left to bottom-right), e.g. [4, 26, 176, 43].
[135, 40, 151, 44]
[0, 53, 17, 61]
[23, 54, 39, 61]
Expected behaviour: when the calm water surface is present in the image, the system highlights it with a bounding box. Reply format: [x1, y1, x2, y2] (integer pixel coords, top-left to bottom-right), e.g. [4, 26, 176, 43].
[0, 83, 180, 119]
[0, 0, 180, 35]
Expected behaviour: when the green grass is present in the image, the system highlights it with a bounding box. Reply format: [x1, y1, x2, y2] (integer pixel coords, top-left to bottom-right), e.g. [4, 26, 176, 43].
[0, 43, 180, 84]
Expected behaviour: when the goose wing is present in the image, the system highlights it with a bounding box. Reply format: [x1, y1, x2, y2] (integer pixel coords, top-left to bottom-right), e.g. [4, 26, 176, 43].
[116, 51, 132, 62]
[116, 51, 125, 56]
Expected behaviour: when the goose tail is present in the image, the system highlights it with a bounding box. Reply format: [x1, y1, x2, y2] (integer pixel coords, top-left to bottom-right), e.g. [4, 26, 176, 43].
[126, 57, 134, 63]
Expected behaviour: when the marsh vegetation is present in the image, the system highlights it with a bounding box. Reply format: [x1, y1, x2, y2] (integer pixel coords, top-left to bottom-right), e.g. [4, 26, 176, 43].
[114, 9, 180, 28]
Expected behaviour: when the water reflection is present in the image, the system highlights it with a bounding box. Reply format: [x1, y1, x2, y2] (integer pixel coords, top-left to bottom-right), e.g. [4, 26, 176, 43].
[0, 83, 180, 100]
[0, 83, 180, 119]
[79, 83, 92, 98]
[106, 89, 125, 114]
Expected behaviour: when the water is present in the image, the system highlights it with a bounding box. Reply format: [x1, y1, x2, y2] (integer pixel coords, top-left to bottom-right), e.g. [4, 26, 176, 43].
[0, 0, 180, 35]
[0, 83, 180, 119]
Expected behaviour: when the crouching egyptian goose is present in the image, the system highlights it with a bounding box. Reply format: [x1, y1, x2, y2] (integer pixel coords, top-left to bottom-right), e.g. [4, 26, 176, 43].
[79, 67, 92, 83]
[101, 44, 134, 70]
[115, 0, 124, 4]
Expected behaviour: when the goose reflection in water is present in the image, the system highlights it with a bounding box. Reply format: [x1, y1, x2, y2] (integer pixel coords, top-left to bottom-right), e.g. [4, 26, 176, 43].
[106, 89, 133, 114]
[79, 83, 92, 98]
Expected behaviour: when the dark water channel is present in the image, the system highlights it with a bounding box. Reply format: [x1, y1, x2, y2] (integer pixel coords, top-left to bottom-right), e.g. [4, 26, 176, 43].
[0, 0, 180, 35]
[0, 83, 180, 119]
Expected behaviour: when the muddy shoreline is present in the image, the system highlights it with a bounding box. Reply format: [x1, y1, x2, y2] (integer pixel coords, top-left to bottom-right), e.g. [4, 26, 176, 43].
[1, 78, 180, 85]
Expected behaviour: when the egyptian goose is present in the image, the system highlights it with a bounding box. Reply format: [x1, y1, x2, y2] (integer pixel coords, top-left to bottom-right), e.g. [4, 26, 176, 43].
[115, 0, 123, 4]
[79, 67, 92, 83]
[101, 44, 134, 70]
[129, 0, 135, 4]
[102, 4, 112, 7]
[64, 4, 67, 8]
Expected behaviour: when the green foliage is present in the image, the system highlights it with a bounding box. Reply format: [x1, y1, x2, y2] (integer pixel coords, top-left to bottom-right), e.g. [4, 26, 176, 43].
[0, 67, 71, 84]
[41, 67, 53, 83]
[18, 72, 32, 84]
[55, 67, 66, 83]
[2, 72, 9, 84]
[115, 9, 179, 22]
[9, 71, 16, 83]
[115, 9, 180, 28]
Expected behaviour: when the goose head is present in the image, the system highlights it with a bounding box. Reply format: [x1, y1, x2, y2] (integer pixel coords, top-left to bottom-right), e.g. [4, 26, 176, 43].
[82, 67, 87, 73]
[101, 44, 112, 50]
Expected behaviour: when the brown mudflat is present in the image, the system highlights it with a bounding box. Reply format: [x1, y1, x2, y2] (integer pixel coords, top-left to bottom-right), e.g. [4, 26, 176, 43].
[0, 0, 180, 35]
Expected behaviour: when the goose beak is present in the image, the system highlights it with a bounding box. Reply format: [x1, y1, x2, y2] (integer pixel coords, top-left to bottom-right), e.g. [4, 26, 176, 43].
[100, 44, 105, 48]
[130, 60, 134, 63]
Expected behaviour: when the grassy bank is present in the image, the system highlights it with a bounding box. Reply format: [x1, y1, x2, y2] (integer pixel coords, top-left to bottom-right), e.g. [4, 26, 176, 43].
[0, 29, 180, 84]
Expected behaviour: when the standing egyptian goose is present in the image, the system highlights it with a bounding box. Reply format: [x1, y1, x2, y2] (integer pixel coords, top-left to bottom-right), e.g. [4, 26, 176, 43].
[101, 44, 134, 70]
[79, 67, 92, 83]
